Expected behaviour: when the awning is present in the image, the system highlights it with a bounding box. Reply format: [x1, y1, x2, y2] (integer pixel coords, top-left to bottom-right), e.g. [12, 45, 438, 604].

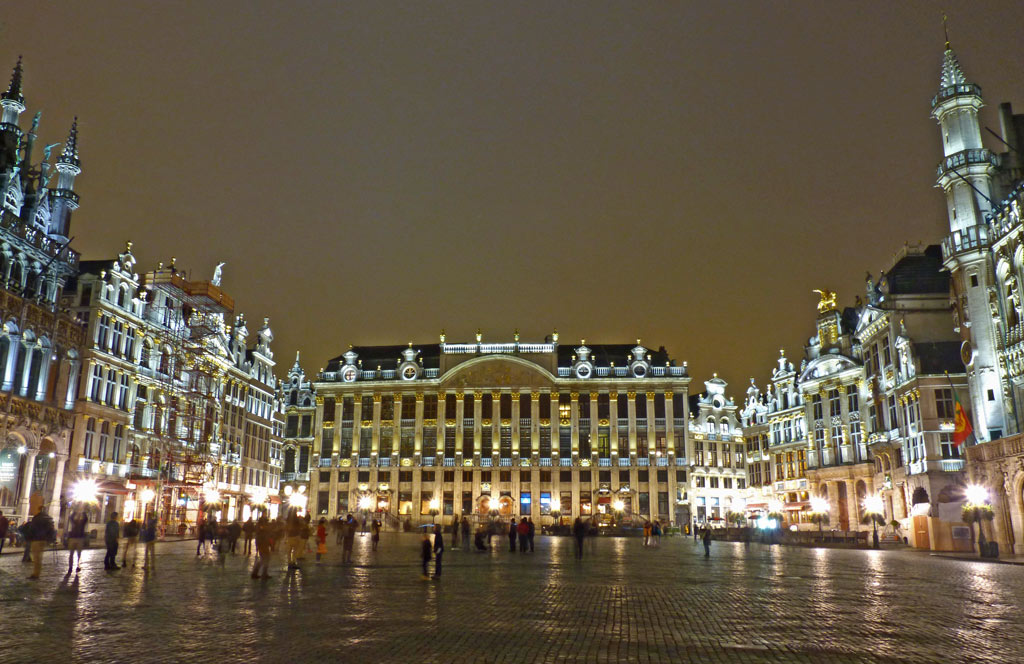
[745, 503, 769, 510]
[98, 481, 130, 495]
[785, 501, 810, 511]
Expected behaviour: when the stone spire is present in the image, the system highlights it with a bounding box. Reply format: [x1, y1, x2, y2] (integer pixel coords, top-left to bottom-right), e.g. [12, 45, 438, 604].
[1, 56, 24, 107]
[940, 45, 969, 90]
[57, 117, 80, 168]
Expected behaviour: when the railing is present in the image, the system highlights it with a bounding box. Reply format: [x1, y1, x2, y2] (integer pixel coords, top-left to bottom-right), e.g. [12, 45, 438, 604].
[498, 457, 512, 466]
[656, 456, 668, 467]
[941, 224, 989, 260]
[379, 457, 392, 467]
[421, 457, 435, 466]
[637, 457, 650, 467]
[358, 458, 370, 467]
[675, 457, 687, 466]
[940, 458, 965, 472]
[400, 419, 416, 428]
[654, 418, 665, 428]
[617, 418, 629, 428]
[463, 418, 474, 427]
[618, 458, 630, 467]
[539, 458, 551, 467]
[965, 432, 1024, 463]
[579, 418, 590, 429]
[936, 148, 997, 177]
[481, 458, 492, 467]
[519, 418, 531, 427]
[635, 419, 647, 428]
[443, 458, 455, 467]
[318, 458, 332, 467]
[932, 82, 982, 107]
[598, 458, 611, 466]
[559, 458, 572, 466]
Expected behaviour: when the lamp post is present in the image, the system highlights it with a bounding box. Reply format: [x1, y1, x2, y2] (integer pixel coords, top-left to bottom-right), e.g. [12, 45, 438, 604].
[962, 484, 995, 558]
[809, 496, 829, 542]
[862, 494, 885, 549]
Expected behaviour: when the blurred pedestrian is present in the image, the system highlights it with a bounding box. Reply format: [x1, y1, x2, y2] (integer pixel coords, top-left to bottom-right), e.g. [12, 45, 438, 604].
[122, 516, 140, 567]
[527, 518, 535, 552]
[573, 517, 586, 560]
[371, 518, 381, 552]
[315, 518, 327, 562]
[450, 515, 459, 549]
[343, 514, 356, 563]
[242, 517, 255, 555]
[66, 509, 88, 575]
[0, 509, 8, 555]
[461, 516, 471, 551]
[420, 531, 432, 579]
[508, 519, 518, 552]
[652, 520, 662, 547]
[702, 527, 712, 558]
[251, 516, 272, 579]
[103, 512, 120, 571]
[643, 520, 652, 547]
[27, 506, 55, 580]
[286, 512, 303, 570]
[432, 523, 444, 579]
[517, 517, 529, 552]
[141, 513, 158, 572]
[196, 519, 208, 556]
[228, 520, 242, 554]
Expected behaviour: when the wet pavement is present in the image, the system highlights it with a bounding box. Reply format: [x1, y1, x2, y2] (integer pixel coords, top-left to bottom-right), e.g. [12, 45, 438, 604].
[1, 533, 1022, 663]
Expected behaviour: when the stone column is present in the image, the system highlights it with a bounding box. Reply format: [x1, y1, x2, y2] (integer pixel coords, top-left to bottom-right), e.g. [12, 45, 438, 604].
[18, 345, 34, 397]
[414, 393, 424, 457]
[627, 392, 637, 457]
[454, 392, 464, 463]
[805, 397, 818, 468]
[370, 394, 381, 457]
[570, 392, 579, 460]
[845, 479, 860, 531]
[589, 392, 599, 462]
[609, 392, 619, 458]
[473, 392, 482, 461]
[34, 351, 53, 401]
[48, 453, 68, 520]
[837, 385, 851, 464]
[530, 392, 540, 458]
[2, 336, 19, 391]
[18, 449, 39, 522]
[665, 392, 675, 457]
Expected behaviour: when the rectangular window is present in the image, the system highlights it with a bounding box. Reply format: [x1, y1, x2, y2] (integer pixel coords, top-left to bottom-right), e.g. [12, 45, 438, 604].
[539, 427, 551, 458]
[694, 441, 704, 466]
[709, 476, 718, 489]
[300, 415, 312, 438]
[558, 394, 571, 423]
[847, 392, 859, 414]
[401, 395, 416, 420]
[400, 429, 414, 458]
[540, 492, 552, 515]
[882, 336, 891, 366]
[424, 395, 437, 419]
[675, 469, 686, 482]
[423, 428, 437, 458]
[812, 395, 823, 420]
[935, 388, 954, 419]
[722, 477, 732, 489]
[708, 443, 717, 467]
[598, 394, 610, 419]
[558, 427, 572, 458]
[520, 491, 531, 515]
[694, 476, 705, 488]
[940, 433, 960, 459]
[359, 428, 372, 458]
[320, 428, 334, 458]
[322, 398, 336, 423]
[339, 427, 353, 457]
[539, 394, 551, 420]
[444, 426, 456, 458]
[519, 393, 532, 418]
[380, 396, 394, 421]
[559, 470, 572, 482]
[828, 389, 841, 417]
[481, 428, 493, 457]
[500, 427, 512, 458]
[462, 425, 474, 458]
[597, 431, 610, 458]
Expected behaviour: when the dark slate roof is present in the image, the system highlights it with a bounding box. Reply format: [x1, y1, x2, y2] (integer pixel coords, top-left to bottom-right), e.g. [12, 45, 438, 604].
[885, 245, 950, 295]
[841, 307, 860, 334]
[915, 341, 964, 375]
[326, 344, 442, 373]
[557, 344, 674, 367]
[63, 258, 116, 293]
[324, 342, 676, 373]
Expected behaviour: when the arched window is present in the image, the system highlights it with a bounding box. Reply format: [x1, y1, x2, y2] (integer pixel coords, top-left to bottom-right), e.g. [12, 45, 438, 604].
[112, 425, 124, 463]
[84, 419, 95, 459]
[118, 286, 129, 309]
[98, 421, 110, 460]
[8, 260, 22, 288]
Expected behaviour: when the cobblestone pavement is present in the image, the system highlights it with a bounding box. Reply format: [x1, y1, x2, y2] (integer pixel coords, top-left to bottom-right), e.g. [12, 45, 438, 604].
[1, 533, 1022, 664]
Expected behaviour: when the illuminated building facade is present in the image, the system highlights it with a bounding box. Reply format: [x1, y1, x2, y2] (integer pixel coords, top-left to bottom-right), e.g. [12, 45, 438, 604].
[65, 250, 282, 530]
[688, 377, 748, 525]
[0, 58, 86, 525]
[300, 333, 692, 528]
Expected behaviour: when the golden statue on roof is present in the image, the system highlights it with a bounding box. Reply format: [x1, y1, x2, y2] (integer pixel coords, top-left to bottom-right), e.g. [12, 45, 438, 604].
[813, 289, 838, 313]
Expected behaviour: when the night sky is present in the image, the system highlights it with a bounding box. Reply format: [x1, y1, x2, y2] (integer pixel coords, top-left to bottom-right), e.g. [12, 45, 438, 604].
[3, 2, 1023, 395]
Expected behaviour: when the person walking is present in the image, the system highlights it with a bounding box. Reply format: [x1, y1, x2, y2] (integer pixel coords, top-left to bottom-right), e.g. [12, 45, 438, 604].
[0, 509, 8, 556]
[371, 518, 381, 552]
[343, 514, 356, 563]
[66, 509, 88, 575]
[450, 516, 459, 549]
[702, 527, 712, 558]
[643, 520, 652, 547]
[228, 520, 242, 554]
[694, 520, 700, 541]
[286, 512, 303, 570]
[103, 512, 120, 571]
[420, 531, 432, 579]
[653, 520, 662, 547]
[315, 518, 327, 562]
[461, 515, 471, 551]
[432, 523, 444, 579]
[242, 517, 255, 555]
[508, 519, 518, 552]
[527, 518, 535, 552]
[573, 517, 586, 560]
[251, 516, 272, 579]
[207, 514, 219, 549]
[196, 519, 208, 556]
[26, 506, 55, 580]
[141, 513, 158, 572]
[517, 517, 529, 552]
[122, 517, 140, 567]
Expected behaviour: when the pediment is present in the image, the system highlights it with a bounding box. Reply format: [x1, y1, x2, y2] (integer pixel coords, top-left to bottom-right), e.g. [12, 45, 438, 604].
[799, 354, 860, 382]
[440, 356, 556, 390]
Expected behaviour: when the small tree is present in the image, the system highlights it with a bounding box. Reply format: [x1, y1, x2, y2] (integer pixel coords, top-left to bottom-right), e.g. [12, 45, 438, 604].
[862, 512, 886, 549]
[962, 503, 995, 557]
[766, 511, 785, 543]
[809, 511, 829, 541]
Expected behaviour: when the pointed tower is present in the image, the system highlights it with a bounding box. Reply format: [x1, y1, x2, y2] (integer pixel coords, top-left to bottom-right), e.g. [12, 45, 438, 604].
[934, 37, 1008, 440]
[48, 118, 80, 240]
[0, 57, 26, 173]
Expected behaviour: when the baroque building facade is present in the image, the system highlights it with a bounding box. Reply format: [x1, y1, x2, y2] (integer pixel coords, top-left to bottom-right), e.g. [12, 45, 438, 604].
[296, 334, 696, 529]
[0, 58, 86, 526]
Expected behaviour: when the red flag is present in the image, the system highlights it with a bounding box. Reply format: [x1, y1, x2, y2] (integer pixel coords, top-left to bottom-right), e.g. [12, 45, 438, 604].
[952, 389, 973, 447]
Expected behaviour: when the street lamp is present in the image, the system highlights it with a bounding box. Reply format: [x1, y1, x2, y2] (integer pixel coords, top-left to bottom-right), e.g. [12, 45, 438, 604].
[962, 484, 994, 558]
[809, 496, 830, 542]
[862, 494, 885, 549]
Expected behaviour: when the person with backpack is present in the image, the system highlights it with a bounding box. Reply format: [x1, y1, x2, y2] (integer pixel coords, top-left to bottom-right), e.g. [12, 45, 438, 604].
[27, 506, 55, 580]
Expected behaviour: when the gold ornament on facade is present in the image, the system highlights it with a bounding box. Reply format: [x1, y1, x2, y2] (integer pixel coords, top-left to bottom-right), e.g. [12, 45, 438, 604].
[609, 392, 617, 399]
[598, 418, 610, 427]
[500, 419, 511, 427]
[445, 419, 456, 427]
[539, 418, 550, 427]
[530, 392, 539, 400]
[570, 392, 579, 400]
[646, 391, 656, 399]
[627, 391, 636, 399]
[813, 288, 838, 313]
[315, 396, 324, 405]
[482, 419, 492, 427]
[361, 420, 373, 428]
[416, 393, 424, 401]
[372, 394, 382, 403]
[455, 392, 464, 400]
[379, 420, 394, 428]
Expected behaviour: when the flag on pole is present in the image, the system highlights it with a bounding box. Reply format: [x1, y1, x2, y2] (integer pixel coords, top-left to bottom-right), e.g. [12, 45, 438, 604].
[951, 385, 973, 447]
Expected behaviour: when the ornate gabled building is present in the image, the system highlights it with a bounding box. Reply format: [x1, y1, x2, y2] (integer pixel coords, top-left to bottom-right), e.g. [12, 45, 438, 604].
[741, 350, 810, 523]
[64, 249, 282, 531]
[0, 57, 85, 526]
[298, 333, 692, 529]
[279, 351, 316, 505]
[688, 377, 747, 524]
[858, 244, 970, 548]
[799, 291, 874, 532]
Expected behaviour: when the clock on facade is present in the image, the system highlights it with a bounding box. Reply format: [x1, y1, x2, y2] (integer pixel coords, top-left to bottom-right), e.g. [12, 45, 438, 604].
[341, 366, 358, 382]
